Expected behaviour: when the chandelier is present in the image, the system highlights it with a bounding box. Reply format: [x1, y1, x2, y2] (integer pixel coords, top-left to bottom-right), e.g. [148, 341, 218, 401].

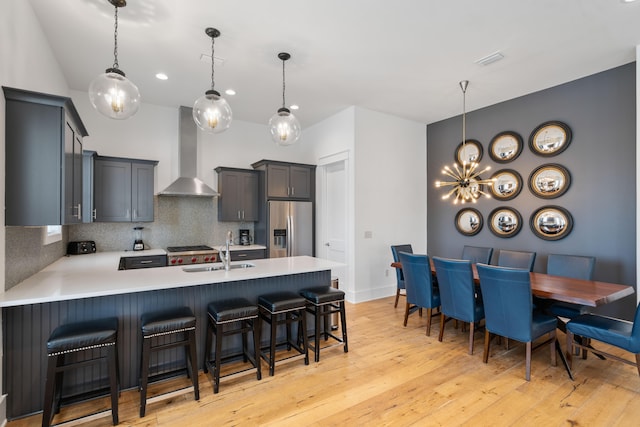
[268, 52, 301, 145]
[435, 81, 493, 204]
[88, 0, 140, 119]
[193, 27, 233, 133]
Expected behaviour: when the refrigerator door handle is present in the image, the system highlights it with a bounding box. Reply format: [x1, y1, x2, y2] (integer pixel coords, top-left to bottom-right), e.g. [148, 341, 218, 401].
[287, 214, 294, 257]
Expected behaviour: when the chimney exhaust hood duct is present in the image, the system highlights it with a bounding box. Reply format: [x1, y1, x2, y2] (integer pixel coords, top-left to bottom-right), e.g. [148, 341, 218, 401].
[159, 106, 219, 197]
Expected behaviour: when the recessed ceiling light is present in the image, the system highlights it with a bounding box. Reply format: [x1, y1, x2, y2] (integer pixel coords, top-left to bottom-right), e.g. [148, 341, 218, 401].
[622, 0, 637, 3]
[155, 73, 168, 80]
[290, 104, 299, 110]
[225, 89, 236, 96]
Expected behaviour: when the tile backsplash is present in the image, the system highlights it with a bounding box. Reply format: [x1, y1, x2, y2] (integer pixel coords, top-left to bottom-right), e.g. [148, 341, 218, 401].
[4, 196, 254, 290]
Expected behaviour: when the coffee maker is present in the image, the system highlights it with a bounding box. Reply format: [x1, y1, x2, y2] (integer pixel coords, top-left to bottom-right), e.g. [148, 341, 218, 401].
[239, 229, 251, 246]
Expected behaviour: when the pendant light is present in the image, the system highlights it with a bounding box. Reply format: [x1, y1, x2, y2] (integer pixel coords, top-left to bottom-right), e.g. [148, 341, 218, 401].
[88, 0, 140, 120]
[268, 52, 301, 145]
[193, 27, 232, 133]
[435, 81, 494, 204]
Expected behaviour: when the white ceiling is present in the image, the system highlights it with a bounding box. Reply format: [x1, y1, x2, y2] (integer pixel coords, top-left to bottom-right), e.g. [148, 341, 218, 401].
[28, 0, 640, 127]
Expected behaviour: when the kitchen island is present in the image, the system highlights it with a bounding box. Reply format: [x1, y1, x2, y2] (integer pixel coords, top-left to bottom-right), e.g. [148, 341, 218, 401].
[1, 253, 342, 419]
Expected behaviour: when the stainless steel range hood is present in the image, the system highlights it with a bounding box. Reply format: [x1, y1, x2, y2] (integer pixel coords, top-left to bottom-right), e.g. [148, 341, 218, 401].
[159, 106, 219, 197]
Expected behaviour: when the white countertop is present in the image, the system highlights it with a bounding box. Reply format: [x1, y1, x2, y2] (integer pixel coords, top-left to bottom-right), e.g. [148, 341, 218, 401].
[0, 252, 341, 307]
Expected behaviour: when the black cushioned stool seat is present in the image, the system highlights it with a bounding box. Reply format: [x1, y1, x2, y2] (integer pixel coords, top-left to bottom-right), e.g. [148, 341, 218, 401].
[139, 306, 199, 417]
[258, 291, 309, 376]
[300, 286, 348, 362]
[204, 298, 261, 393]
[42, 317, 119, 427]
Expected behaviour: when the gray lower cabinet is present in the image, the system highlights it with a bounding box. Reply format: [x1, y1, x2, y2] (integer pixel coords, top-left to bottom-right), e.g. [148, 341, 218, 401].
[93, 156, 157, 222]
[230, 248, 266, 261]
[3, 87, 87, 226]
[215, 167, 259, 221]
[251, 160, 315, 200]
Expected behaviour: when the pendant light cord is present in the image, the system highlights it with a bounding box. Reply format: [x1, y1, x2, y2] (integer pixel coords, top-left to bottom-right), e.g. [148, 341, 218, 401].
[112, 6, 119, 70]
[281, 58, 286, 109]
[210, 34, 215, 90]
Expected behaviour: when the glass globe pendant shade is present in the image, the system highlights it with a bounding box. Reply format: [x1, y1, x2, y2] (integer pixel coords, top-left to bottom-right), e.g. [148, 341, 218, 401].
[192, 89, 233, 133]
[88, 68, 140, 119]
[269, 107, 301, 146]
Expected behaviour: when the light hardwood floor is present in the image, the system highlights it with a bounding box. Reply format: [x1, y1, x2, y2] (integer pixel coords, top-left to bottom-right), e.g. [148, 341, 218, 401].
[8, 296, 640, 426]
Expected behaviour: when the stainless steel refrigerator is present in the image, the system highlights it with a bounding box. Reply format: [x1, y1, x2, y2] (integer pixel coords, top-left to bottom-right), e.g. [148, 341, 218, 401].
[268, 201, 313, 258]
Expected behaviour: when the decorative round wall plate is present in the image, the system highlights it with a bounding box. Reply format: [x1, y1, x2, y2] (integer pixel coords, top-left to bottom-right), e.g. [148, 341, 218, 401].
[489, 131, 523, 163]
[455, 139, 483, 164]
[489, 169, 523, 201]
[488, 207, 523, 238]
[528, 163, 571, 199]
[455, 208, 483, 236]
[528, 121, 572, 156]
[530, 206, 573, 241]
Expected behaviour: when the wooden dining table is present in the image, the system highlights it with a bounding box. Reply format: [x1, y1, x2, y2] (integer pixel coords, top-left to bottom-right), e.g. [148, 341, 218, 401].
[390, 261, 634, 308]
[391, 259, 634, 381]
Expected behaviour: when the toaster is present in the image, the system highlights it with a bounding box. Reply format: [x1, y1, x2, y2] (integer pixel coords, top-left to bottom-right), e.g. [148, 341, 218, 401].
[67, 241, 97, 255]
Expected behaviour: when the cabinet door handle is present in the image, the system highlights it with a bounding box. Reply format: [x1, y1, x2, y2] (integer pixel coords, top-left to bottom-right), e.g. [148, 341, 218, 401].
[291, 187, 295, 196]
[133, 209, 137, 219]
[238, 210, 241, 219]
[126, 209, 130, 219]
[74, 203, 82, 220]
[242, 210, 245, 220]
[237, 253, 247, 257]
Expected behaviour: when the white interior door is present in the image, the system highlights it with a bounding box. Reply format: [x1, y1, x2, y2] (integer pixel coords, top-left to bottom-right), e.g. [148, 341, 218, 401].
[321, 159, 348, 289]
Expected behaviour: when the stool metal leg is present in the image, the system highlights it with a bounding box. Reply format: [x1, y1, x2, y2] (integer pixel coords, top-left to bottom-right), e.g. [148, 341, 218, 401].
[139, 337, 152, 417]
[41, 355, 59, 427]
[253, 318, 262, 381]
[214, 322, 223, 394]
[187, 329, 200, 401]
[340, 301, 349, 353]
[107, 345, 119, 425]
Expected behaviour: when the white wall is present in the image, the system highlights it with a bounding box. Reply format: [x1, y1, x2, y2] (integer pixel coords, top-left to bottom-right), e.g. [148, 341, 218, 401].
[1, 0, 73, 422]
[306, 107, 356, 299]
[353, 107, 427, 302]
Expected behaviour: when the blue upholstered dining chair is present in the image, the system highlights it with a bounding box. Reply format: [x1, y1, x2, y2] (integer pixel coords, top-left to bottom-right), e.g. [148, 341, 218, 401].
[566, 302, 640, 377]
[497, 249, 536, 271]
[432, 257, 484, 355]
[461, 245, 493, 265]
[545, 254, 596, 319]
[391, 244, 413, 308]
[398, 252, 441, 336]
[476, 264, 557, 381]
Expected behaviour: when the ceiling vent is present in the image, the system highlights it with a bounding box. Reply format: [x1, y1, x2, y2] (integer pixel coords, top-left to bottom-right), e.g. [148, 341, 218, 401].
[475, 51, 504, 66]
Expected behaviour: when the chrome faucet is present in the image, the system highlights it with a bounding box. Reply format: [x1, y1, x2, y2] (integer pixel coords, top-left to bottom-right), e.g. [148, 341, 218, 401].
[220, 230, 233, 271]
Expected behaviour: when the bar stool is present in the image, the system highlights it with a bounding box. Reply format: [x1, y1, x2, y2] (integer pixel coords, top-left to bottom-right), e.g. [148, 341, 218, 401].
[258, 291, 309, 376]
[300, 286, 348, 362]
[139, 306, 199, 417]
[204, 298, 262, 393]
[42, 317, 119, 427]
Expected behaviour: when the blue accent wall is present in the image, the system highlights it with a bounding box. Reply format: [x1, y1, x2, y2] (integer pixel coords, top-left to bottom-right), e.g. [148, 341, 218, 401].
[427, 63, 636, 319]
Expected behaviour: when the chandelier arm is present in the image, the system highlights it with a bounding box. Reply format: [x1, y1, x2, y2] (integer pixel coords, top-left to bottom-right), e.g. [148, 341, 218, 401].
[441, 170, 460, 180]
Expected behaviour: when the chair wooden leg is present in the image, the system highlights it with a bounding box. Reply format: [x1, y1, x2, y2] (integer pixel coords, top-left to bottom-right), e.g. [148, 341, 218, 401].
[425, 308, 432, 336]
[483, 330, 491, 363]
[550, 330, 557, 367]
[582, 337, 590, 360]
[565, 330, 574, 369]
[419, 308, 423, 317]
[468, 322, 475, 355]
[525, 341, 532, 381]
[438, 314, 446, 342]
[394, 289, 400, 308]
[505, 338, 510, 350]
[635, 353, 640, 377]
[403, 302, 410, 327]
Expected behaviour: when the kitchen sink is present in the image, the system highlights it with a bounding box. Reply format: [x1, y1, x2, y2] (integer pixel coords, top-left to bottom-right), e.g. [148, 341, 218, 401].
[182, 263, 255, 272]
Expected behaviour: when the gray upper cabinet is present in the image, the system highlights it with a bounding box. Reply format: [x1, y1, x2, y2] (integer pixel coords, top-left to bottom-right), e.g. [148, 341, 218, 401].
[215, 167, 259, 221]
[251, 160, 315, 200]
[92, 156, 157, 222]
[3, 87, 87, 226]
